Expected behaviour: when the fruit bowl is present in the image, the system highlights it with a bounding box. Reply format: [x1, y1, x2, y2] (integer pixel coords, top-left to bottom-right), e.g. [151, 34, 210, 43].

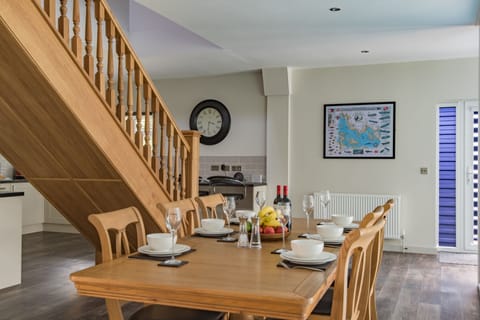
[260, 231, 291, 241]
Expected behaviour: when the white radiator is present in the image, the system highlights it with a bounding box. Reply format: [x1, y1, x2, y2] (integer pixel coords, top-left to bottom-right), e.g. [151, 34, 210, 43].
[313, 193, 401, 239]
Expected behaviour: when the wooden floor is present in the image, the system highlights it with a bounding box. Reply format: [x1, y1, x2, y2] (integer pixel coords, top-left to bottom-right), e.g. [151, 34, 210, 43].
[0, 232, 478, 320]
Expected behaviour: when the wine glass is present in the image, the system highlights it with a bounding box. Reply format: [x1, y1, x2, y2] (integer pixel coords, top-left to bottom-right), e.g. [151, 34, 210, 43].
[164, 207, 182, 265]
[222, 196, 236, 241]
[255, 191, 266, 210]
[276, 202, 291, 253]
[319, 190, 331, 221]
[302, 194, 315, 233]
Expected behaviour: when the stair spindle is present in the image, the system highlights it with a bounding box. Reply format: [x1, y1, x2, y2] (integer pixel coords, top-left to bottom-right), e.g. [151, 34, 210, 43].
[94, 0, 105, 96]
[151, 97, 160, 173]
[58, 0, 69, 43]
[125, 52, 134, 138]
[166, 122, 174, 197]
[143, 82, 152, 163]
[174, 133, 181, 200]
[180, 144, 187, 199]
[159, 110, 167, 185]
[105, 16, 115, 109]
[44, 0, 56, 25]
[71, 0, 82, 61]
[83, 0, 94, 79]
[134, 65, 143, 149]
[116, 36, 125, 126]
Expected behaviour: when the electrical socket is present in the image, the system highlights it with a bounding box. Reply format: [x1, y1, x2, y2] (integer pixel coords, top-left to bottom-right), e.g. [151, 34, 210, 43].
[420, 167, 428, 175]
[221, 164, 230, 171]
[211, 165, 219, 171]
[231, 165, 242, 171]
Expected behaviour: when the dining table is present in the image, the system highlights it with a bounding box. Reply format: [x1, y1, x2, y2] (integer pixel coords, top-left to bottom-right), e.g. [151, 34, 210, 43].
[70, 218, 339, 320]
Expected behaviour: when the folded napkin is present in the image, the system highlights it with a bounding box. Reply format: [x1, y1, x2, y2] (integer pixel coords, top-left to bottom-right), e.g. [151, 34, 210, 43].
[128, 248, 196, 262]
[277, 260, 332, 272]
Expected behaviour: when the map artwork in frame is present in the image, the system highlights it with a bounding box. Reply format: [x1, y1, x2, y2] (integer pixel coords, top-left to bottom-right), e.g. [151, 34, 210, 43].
[323, 102, 395, 159]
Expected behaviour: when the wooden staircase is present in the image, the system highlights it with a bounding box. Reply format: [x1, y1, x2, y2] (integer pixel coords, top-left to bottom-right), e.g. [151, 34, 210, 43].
[0, 0, 200, 250]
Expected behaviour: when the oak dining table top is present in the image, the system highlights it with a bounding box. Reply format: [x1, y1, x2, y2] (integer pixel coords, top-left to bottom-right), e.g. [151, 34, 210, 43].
[70, 218, 338, 320]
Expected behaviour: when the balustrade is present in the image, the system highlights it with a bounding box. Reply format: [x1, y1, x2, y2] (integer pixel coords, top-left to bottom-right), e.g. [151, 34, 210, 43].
[33, 0, 199, 199]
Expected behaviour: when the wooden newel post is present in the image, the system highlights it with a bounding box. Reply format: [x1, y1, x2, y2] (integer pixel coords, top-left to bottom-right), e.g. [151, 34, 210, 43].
[182, 130, 200, 198]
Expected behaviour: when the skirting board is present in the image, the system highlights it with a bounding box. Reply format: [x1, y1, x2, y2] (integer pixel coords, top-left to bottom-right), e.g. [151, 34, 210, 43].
[384, 241, 438, 255]
[43, 223, 79, 234]
[22, 223, 43, 235]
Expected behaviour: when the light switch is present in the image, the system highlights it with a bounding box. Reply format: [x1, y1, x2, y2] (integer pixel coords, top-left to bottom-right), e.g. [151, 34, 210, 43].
[420, 167, 428, 175]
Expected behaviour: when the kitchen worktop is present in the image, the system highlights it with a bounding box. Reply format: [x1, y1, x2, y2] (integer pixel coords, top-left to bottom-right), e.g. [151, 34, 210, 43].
[0, 178, 28, 184]
[199, 181, 267, 187]
[0, 191, 24, 198]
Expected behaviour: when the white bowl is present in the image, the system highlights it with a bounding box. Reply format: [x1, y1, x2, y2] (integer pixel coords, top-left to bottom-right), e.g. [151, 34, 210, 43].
[201, 218, 225, 231]
[235, 210, 256, 219]
[290, 239, 324, 258]
[331, 215, 354, 227]
[146, 233, 177, 251]
[316, 224, 344, 239]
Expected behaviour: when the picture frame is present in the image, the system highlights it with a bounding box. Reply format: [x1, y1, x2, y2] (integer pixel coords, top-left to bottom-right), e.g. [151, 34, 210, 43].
[323, 101, 395, 159]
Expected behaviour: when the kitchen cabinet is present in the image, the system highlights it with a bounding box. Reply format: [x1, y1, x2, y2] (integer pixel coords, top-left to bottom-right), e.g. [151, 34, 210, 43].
[0, 192, 23, 289]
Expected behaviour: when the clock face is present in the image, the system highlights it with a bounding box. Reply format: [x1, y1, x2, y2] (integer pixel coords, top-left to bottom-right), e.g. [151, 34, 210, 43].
[196, 107, 222, 137]
[189, 100, 231, 145]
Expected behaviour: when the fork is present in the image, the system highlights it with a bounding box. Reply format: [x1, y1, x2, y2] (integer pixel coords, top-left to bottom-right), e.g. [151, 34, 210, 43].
[278, 261, 325, 272]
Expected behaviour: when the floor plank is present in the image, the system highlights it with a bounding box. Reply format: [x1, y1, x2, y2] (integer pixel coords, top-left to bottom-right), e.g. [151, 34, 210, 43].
[0, 232, 478, 319]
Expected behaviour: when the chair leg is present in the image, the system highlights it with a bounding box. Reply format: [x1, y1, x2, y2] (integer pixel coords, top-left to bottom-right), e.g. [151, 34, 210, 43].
[105, 299, 125, 320]
[369, 292, 378, 320]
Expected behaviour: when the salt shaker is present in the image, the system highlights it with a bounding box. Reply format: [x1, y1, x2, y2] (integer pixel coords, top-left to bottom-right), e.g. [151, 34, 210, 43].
[249, 216, 262, 248]
[237, 216, 249, 248]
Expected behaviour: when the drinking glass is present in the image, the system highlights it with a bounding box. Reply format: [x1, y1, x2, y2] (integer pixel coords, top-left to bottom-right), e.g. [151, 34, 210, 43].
[319, 190, 331, 221]
[255, 191, 266, 210]
[276, 202, 291, 253]
[222, 196, 236, 241]
[164, 207, 182, 265]
[302, 194, 315, 233]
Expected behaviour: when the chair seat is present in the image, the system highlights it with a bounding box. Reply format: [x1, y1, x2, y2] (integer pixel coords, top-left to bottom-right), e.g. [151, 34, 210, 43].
[130, 304, 225, 320]
[311, 288, 333, 315]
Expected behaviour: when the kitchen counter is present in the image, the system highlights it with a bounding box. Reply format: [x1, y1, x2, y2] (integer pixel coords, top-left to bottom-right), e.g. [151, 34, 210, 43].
[0, 191, 25, 198]
[0, 178, 28, 184]
[199, 181, 267, 187]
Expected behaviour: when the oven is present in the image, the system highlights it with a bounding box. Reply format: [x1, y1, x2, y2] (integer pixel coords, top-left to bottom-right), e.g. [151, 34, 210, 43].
[199, 176, 255, 210]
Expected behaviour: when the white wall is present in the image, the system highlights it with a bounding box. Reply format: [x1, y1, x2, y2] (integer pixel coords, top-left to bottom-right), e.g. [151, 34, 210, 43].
[154, 71, 266, 156]
[154, 58, 478, 253]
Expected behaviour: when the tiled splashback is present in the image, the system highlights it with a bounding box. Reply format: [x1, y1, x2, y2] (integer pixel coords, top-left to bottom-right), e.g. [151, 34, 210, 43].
[0, 154, 14, 178]
[199, 156, 266, 183]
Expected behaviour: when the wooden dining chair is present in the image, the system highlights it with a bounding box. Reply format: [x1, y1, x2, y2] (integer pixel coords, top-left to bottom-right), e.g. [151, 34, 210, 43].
[195, 193, 225, 219]
[307, 218, 386, 320]
[157, 198, 201, 238]
[361, 199, 394, 320]
[88, 206, 226, 320]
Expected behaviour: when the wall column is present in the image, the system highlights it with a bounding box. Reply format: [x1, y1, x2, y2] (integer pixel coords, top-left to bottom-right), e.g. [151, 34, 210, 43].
[262, 67, 291, 202]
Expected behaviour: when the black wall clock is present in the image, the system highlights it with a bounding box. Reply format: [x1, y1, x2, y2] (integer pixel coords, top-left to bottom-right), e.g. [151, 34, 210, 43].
[189, 99, 231, 145]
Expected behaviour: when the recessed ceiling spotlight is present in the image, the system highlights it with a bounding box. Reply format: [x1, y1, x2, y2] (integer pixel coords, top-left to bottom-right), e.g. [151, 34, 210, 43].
[329, 7, 341, 12]
[361, 50, 370, 54]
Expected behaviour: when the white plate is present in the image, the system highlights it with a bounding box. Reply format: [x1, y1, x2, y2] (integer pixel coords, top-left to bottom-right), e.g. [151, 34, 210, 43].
[344, 223, 359, 229]
[307, 234, 345, 244]
[138, 244, 191, 257]
[280, 251, 337, 265]
[194, 227, 234, 236]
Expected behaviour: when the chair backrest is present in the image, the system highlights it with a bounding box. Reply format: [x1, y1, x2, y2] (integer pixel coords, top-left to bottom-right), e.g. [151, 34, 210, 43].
[330, 218, 386, 320]
[157, 198, 200, 238]
[88, 207, 146, 264]
[359, 205, 384, 228]
[195, 193, 225, 219]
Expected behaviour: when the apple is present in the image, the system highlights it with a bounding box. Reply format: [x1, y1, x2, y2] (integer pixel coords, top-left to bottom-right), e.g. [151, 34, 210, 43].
[275, 226, 289, 233]
[263, 226, 275, 234]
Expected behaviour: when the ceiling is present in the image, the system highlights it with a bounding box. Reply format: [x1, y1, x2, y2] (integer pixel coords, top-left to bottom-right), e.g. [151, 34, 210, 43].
[112, 0, 480, 80]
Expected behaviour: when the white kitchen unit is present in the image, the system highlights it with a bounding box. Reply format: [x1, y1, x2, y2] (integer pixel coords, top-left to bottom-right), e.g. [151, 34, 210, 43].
[0, 192, 23, 289]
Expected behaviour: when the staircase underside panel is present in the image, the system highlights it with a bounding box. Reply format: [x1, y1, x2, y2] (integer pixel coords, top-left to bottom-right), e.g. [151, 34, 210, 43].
[0, 0, 170, 250]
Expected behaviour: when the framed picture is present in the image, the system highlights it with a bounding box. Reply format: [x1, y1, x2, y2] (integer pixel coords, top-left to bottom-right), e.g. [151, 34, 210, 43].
[323, 101, 395, 159]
